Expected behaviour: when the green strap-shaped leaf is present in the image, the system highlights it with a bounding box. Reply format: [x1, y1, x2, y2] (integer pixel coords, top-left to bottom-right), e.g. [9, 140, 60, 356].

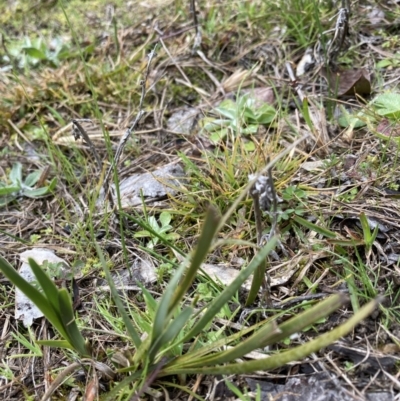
[160, 297, 379, 376]
[23, 187, 52, 198]
[170, 207, 221, 312]
[260, 294, 345, 348]
[28, 258, 61, 312]
[181, 321, 280, 368]
[58, 289, 90, 356]
[151, 261, 187, 348]
[0, 256, 68, 340]
[95, 243, 142, 348]
[149, 306, 193, 361]
[182, 236, 278, 343]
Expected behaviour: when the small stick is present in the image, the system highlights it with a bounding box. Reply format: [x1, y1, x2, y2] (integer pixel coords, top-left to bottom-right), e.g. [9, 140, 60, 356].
[101, 43, 158, 207]
[71, 119, 102, 171]
[190, 0, 202, 50]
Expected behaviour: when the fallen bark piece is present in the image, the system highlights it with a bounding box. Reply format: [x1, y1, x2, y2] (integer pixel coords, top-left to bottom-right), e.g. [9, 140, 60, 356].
[98, 163, 185, 209]
[16, 249, 69, 327]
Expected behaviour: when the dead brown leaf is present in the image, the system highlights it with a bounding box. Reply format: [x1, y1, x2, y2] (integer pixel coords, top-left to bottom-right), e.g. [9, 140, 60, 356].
[242, 87, 275, 108]
[376, 118, 400, 137]
[322, 68, 371, 97]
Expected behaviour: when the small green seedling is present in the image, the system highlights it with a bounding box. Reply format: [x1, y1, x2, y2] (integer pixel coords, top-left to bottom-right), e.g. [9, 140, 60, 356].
[134, 211, 180, 249]
[1, 35, 88, 70]
[338, 92, 400, 143]
[201, 94, 276, 148]
[277, 185, 307, 221]
[0, 162, 57, 207]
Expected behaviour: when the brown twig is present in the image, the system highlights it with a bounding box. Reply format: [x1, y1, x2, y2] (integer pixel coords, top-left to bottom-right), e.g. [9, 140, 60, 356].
[101, 43, 158, 207]
[190, 0, 202, 50]
[71, 119, 102, 171]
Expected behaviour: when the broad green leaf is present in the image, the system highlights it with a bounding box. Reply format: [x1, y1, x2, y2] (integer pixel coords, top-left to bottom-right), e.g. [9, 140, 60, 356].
[23, 187, 51, 198]
[376, 59, 394, 69]
[23, 47, 47, 60]
[215, 100, 238, 120]
[201, 118, 229, 132]
[24, 170, 41, 187]
[373, 93, 400, 118]
[0, 186, 20, 195]
[148, 216, 159, 231]
[10, 162, 22, 185]
[241, 125, 258, 134]
[210, 128, 228, 143]
[243, 141, 256, 151]
[134, 230, 151, 238]
[0, 195, 17, 207]
[159, 211, 172, 227]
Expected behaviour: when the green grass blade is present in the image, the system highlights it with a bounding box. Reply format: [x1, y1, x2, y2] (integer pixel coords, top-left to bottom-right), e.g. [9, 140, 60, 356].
[182, 237, 277, 342]
[0, 229, 29, 244]
[36, 340, 74, 350]
[293, 215, 337, 238]
[359, 212, 371, 244]
[95, 243, 142, 348]
[302, 97, 314, 132]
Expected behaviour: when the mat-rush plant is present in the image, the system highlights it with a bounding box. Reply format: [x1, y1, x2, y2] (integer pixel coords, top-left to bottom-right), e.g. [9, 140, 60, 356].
[0, 255, 90, 357]
[0, 203, 380, 398]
